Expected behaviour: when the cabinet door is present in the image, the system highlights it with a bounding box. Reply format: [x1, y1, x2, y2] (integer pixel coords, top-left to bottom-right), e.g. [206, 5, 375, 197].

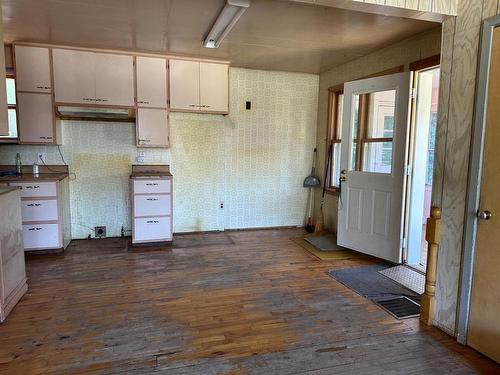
[17, 93, 55, 144]
[169, 59, 200, 111]
[95, 53, 134, 106]
[53, 49, 96, 104]
[136, 56, 167, 108]
[136, 108, 169, 148]
[15, 46, 52, 93]
[200, 62, 229, 113]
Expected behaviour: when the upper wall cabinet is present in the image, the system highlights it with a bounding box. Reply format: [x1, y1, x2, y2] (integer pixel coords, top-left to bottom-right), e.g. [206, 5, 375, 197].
[53, 49, 134, 106]
[14, 46, 52, 93]
[169, 59, 229, 114]
[136, 56, 168, 108]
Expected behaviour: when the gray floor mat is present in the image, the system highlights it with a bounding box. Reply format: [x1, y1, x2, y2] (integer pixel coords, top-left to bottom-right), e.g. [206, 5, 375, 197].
[328, 264, 421, 303]
[305, 234, 347, 252]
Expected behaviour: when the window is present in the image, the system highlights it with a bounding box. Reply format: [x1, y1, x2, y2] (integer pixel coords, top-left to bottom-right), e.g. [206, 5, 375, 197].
[0, 75, 18, 139]
[326, 87, 343, 191]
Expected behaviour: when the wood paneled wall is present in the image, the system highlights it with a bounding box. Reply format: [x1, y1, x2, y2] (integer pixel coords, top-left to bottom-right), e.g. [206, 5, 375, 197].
[290, 0, 457, 16]
[431, 0, 499, 336]
[353, 0, 457, 14]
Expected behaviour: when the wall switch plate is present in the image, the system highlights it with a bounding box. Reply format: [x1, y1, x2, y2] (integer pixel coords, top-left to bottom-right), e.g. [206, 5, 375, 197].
[95, 226, 106, 238]
[37, 152, 46, 163]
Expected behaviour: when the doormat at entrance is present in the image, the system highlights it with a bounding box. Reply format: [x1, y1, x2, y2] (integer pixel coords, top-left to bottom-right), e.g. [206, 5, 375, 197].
[328, 264, 421, 304]
[375, 296, 421, 319]
[291, 236, 366, 260]
[305, 234, 346, 251]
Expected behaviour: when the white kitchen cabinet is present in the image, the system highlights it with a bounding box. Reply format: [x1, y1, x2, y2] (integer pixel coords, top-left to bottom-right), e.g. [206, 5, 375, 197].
[53, 49, 134, 106]
[17, 93, 55, 144]
[53, 49, 96, 105]
[0, 187, 28, 322]
[169, 59, 229, 114]
[94, 53, 134, 106]
[7, 178, 71, 252]
[200, 62, 229, 113]
[131, 165, 173, 245]
[136, 108, 169, 148]
[169, 59, 200, 111]
[136, 56, 168, 108]
[14, 45, 52, 93]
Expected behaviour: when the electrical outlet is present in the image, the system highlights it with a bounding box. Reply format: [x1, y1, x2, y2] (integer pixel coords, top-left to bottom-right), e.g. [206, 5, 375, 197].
[95, 226, 106, 238]
[37, 152, 46, 163]
[136, 151, 145, 164]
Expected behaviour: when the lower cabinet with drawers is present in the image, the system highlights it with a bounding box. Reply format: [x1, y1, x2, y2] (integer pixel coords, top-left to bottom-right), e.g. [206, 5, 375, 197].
[7, 178, 72, 252]
[130, 165, 173, 245]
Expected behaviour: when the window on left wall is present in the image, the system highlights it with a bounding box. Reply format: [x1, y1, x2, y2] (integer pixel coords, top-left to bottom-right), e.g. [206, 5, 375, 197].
[0, 75, 18, 140]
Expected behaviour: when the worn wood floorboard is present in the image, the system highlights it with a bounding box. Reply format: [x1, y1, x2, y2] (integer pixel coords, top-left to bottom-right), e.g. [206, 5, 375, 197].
[0, 228, 497, 374]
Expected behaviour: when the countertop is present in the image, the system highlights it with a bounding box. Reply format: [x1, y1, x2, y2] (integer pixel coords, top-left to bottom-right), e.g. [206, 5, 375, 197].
[0, 173, 69, 182]
[130, 172, 173, 179]
[0, 186, 21, 196]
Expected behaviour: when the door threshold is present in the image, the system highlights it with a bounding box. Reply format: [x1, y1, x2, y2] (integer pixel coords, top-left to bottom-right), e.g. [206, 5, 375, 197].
[405, 263, 426, 275]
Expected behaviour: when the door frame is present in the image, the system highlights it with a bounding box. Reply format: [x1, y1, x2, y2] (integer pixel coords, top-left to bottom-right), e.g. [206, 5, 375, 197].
[457, 14, 500, 345]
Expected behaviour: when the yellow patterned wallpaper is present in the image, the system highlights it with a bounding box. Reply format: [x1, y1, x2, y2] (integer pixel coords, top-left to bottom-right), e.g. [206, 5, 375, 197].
[0, 68, 319, 238]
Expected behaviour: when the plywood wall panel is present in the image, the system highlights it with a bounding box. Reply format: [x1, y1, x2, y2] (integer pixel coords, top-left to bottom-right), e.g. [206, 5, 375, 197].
[432, 0, 484, 335]
[405, 0, 419, 10]
[419, 0, 433, 12]
[482, 0, 499, 18]
[433, 0, 451, 14]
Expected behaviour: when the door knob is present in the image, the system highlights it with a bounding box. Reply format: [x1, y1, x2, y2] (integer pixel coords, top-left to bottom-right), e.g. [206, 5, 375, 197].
[477, 210, 493, 221]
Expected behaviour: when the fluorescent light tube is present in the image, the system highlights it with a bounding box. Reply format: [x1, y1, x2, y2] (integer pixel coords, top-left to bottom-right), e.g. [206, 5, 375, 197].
[203, 0, 250, 48]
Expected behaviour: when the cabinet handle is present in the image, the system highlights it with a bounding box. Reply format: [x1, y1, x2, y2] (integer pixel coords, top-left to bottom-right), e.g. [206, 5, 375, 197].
[138, 139, 151, 143]
[137, 101, 150, 104]
[146, 198, 158, 201]
[27, 203, 41, 207]
[101, 99, 109, 102]
[146, 220, 159, 224]
[145, 183, 158, 186]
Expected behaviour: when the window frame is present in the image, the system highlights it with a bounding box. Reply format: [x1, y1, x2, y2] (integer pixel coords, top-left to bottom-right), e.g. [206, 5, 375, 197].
[1, 69, 18, 142]
[325, 85, 344, 193]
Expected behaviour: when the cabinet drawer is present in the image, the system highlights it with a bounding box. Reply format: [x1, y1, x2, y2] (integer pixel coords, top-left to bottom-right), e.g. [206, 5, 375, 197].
[22, 223, 60, 249]
[21, 199, 59, 222]
[133, 217, 172, 242]
[10, 182, 57, 198]
[133, 179, 171, 194]
[134, 194, 171, 217]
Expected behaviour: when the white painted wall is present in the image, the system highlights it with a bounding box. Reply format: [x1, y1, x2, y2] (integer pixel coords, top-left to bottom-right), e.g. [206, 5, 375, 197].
[0, 68, 319, 238]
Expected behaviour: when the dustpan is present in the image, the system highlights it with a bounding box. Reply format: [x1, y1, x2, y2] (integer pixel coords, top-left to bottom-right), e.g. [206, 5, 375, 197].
[304, 148, 320, 188]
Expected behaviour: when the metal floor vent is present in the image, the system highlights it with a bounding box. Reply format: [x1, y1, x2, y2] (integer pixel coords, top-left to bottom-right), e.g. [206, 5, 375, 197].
[375, 296, 420, 319]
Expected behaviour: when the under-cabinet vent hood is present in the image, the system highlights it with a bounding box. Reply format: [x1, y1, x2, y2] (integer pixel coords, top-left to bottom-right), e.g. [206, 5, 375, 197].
[55, 106, 136, 122]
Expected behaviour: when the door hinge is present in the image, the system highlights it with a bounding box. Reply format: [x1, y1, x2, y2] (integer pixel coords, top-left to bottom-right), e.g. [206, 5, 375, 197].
[400, 237, 407, 249]
[411, 87, 417, 100]
[404, 164, 412, 176]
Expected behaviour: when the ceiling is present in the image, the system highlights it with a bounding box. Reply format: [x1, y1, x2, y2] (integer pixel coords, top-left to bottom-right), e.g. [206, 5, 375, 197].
[1, 0, 441, 74]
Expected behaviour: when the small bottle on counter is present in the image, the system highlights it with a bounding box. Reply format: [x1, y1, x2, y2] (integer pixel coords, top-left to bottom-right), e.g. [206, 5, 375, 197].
[15, 153, 22, 175]
[33, 161, 39, 176]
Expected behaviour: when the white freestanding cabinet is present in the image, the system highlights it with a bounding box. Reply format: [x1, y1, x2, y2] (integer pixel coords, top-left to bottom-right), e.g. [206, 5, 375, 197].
[14, 46, 52, 93]
[169, 59, 229, 114]
[136, 56, 168, 108]
[131, 165, 173, 245]
[53, 49, 134, 106]
[0, 187, 28, 323]
[17, 93, 55, 144]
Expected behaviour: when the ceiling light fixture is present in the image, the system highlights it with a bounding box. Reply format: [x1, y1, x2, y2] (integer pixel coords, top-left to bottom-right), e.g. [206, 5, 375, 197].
[203, 0, 250, 49]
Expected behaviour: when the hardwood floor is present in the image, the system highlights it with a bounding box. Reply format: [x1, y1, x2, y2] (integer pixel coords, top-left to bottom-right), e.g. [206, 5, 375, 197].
[0, 228, 497, 374]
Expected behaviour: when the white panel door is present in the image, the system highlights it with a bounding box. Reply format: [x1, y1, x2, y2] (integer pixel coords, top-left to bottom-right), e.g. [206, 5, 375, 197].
[94, 53, 134, 106]
[136, 56, 168, 108]
[136, 108, 169, 148]
[338, 72, 412, 263]
[169, 59, 200, 111]
[200, 62, 229, 113]
[14, 45, 52, 93]
[53, 49, 96, 104]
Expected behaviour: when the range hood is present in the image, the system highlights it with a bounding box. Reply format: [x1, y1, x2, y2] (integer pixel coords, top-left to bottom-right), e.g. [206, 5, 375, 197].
[55, 106, 136, 122]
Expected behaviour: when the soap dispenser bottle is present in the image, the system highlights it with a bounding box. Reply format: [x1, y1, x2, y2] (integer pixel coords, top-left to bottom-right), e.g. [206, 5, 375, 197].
[15, 153, 22, 175]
